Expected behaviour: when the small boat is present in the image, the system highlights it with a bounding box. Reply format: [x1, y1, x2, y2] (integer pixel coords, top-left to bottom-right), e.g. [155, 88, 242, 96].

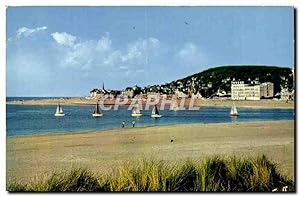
[132, 104, 142, 117]
[92, 102, 103, 117]
[54, 104, 65, 117]
[229, 104, 239, 117]
[171, 99, 179, 111]
[151, 105, 162, 118]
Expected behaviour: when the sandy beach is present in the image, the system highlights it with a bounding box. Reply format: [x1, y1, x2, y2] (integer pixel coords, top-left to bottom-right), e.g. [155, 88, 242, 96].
[7, 120, 294, 183]
[6, 97, 294, 109]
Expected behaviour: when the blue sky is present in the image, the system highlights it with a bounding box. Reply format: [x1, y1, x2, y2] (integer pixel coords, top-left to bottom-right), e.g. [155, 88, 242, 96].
[6, 6, 294, 96]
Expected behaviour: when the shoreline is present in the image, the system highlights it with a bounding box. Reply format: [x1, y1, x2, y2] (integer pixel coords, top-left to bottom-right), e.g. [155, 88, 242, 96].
[6, 103, 295, 110]
[7, 119, 295, 138]
[6, 97, 294, 109]
[7, 120, 294, 182]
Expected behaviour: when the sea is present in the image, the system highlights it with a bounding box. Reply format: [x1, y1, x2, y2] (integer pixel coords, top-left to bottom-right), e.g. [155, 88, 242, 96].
[6, 97, 76, 102]
[6, 97, 294, 136]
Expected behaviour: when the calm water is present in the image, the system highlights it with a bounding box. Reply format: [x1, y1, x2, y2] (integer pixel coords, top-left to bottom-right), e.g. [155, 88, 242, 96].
[6, 104, 294, 136]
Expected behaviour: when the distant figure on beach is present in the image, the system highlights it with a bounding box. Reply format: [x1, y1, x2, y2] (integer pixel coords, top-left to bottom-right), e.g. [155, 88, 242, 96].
[132, 120, 135, 128]
[122, 121, 125, 128]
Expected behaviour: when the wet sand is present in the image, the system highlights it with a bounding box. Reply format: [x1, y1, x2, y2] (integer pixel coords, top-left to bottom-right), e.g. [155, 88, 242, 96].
[7, 120, 294, 182]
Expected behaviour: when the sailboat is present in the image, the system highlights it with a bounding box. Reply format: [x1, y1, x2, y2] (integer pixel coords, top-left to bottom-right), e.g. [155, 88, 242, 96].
[229, 104, 239, 117]
[92, 102, 103, 117]
[151, 105, 162, 118]
[132, 104, 142, 117]
[170, 99, 179, 111]
[54, 104, 65, 117]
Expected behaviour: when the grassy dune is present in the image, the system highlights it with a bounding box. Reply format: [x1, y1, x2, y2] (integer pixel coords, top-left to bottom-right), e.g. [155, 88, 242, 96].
[7, 155, 294, 192]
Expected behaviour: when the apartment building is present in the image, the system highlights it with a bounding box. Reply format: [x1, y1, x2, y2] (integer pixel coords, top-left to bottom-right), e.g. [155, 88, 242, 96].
[231, 81, 260, 100]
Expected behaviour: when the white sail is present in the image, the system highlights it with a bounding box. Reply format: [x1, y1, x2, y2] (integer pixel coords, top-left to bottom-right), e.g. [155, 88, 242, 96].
[135, 107, 141, 114]
[230, 106, 234, 114]
[230, 104, 239, 116]
[233, 105, 238, 114]
[132, 104, 142, 117]
[55, 104, 65, 116]
[133, 104, 141, 114]
[152, 107, 156, 115]
[56, 106, 60, 114]
[92, 103, 103, 117]
[151, 105, 162, 118]
[98, 107, 102, 115]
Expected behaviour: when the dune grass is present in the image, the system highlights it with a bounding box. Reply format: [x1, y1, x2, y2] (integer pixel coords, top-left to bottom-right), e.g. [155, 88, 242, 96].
[7, 155, 294, 192]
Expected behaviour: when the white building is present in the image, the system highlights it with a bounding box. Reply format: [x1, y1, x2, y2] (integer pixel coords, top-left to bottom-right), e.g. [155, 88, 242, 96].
[89, 89, 105, 98]
[244, 85, 261, 100]
[231, 81, 260, 100]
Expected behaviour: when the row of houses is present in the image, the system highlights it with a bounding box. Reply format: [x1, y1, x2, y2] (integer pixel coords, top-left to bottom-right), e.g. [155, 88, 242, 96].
[90, 82, 274, 100]
[90, 88, 203, 99]
[231, 81, 274, 100]
[90, 77, 292, 101]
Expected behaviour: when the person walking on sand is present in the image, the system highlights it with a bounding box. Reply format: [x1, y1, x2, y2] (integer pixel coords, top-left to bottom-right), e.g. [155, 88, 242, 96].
[122, 121, 125, 128]
[132, 120, 135, 128]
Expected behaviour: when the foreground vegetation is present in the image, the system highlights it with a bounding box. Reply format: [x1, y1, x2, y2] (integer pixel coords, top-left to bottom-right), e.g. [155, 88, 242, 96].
[7, 155, 294, 192]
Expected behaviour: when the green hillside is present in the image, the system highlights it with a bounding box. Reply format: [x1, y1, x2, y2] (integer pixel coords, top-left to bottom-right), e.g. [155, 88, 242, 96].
[144, 65, 293, 98]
